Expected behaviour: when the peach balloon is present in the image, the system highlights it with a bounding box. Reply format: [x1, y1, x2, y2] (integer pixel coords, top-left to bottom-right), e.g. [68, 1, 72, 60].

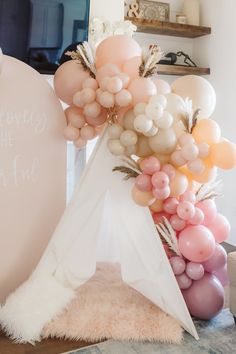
[191, 166, 217, 184]
[96, 63, 121, 84]
[152, 78, 171, 95]
[95, 35, 141, 69]
[54, 61, 90, 105]
[171, 75, 216, 119]
[117, 105, 133, 126]
[132, 186, 155, 207]
[169, 171, 188, 197]
[210, 141, 236, 169]
[150, 199, 163, 212]
[85, 110, 107, 126]
[192, 119, 221, 144]
[74, 137, 87, 149]
[128, 78, 157, 105]
[122, 56, 141, 81]
[65, 106, 84, 126]
[64, 125, 80, 141]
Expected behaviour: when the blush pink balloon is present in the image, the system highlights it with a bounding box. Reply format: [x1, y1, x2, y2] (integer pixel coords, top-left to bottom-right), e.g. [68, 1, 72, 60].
[202, 243, 227, 272]
[179, 225, 215, 262]
[169, 256, 186, 275]
[196, 199, 217, 226]
[177, 201, 195, 220]
[213, 265, 229, 286]
[152, 78, 171, 95]
[65, 106, 85, 128]
[152, 171, 169, 189]
[64, 125, 80, 141]
[128, 78, 157, 105]
[170, 214, 186, 231]
[95, 35, 141, 69]
[135, 174, 152, 192]
[186, 262, 205, 280]
[54, 61, 90, 105]
[96, 63, 121, 84]
[207, 214, 231, 243]
[176, 273, 192, 289]
[182, 273, 224, 320]
[163, 198, 179, 214]
[152, 186, 170, 200]
[140, 156, 161, 175]
[179, 191, 196, 204]
[122, 56, 141, 81]
[161, 164, 176, 180]
[188, 207, 204, 225]
[85, 109, 107, 126]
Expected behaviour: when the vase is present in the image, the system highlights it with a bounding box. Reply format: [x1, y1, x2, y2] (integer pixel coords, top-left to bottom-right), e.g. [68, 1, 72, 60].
[183, 0, 200, 26]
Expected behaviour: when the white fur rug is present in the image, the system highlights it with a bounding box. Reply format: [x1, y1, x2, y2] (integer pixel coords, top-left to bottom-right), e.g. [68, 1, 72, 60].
[42, 263, 183, 344]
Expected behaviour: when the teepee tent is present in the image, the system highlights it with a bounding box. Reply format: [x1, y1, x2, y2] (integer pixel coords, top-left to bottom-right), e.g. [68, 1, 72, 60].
[0, 128, 198, 343]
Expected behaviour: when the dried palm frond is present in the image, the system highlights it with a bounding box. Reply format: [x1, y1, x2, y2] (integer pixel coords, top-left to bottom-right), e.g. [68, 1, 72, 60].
[156, 217, 181, 256]
[139, 44, 164, 78]
[196, 180, 223, 202]
[112, 166, 140, 180]
[66, 42, 96, 78]
[121, 156, 141, 170]
[182, 98, 201, 133]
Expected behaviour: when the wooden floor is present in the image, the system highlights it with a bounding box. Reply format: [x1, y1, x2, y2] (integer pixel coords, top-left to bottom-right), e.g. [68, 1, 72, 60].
[0, 331, 96, 354]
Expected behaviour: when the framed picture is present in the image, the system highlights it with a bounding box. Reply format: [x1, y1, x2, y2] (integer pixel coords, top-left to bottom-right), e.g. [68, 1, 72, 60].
[139, 1, 170, 21]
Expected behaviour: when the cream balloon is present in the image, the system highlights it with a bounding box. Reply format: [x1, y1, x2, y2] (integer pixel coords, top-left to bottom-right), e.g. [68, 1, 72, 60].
[148, 129, 177, 155]
[165, 93, 186, 123]
[107, 139, 125, 155]
[136, 136, 154, 157]
[152, 78, 171, 95]
[120, 130, 138, 147]
[171, 75, 216, 119]
[123, 109, 135, 130]
[108, 124, 124, 139]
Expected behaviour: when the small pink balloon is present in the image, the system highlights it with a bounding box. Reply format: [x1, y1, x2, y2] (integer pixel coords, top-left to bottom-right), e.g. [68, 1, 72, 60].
[65, 106, 85, 128]
[186, 262, 205, 280]
[161, 164, 176, 180]
[213, 264, 229, 286]
[152, 186, 170, 200]
[189, 207, 204, 225]
[85, 109, 107, 126]
[81, 87, 96, 104]
[177, 201, 195, 220]
[74, 137, 87, 149]
[152, 212, 171, 224]
[152, 78, 171, 95]
[135, 174, 152, 192]
[170, 214, 186, 231]
[176, 273, 192, 289]
[202, 243, 227, 272]
[98, 91, 115, 108]
[163, 198, 179, 214]
[169, 256, 186, 275]
[83, 101, 101, 118]
[179, 225, 215, 262]
[196, 199, 217, 226]
[140, 156, 161, 175]
[80, 125, 95, 140]
[64, 125, 80, 141]
[179, 191, 196, 204]
[115, 89, 132, 107]
[122, 56, 141, 81]
[82, 77, 98, 90]
[182, 273, 224, 320]
[128, 78, 157, 105]
[207, 214, 231, 243]
[96, 63, 121, 83]
[152, 171, 170, 189]
[54, 61, 90, 105]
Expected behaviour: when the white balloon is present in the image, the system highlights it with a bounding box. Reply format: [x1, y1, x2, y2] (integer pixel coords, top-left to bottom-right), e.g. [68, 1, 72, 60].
[165, 93, 186, 123]
[145, 102, 163, 120]
[107, 139, 125, 156]
[123, 109, 135, 130]
[171, 150, 186, 167]
[149, 94, 167, 108]
[181, 143, 199, 161]
[134, 102, 147, 116]
[187, 158, 205, 174]
[125, 144, 138, 156]
[134, 114, 153, 133]
[178, 132, 195, 147]
[144, 125, 158, 137]
[155, 111, 173, 130]
[120, 130, 138, 147]
[148, 129, 177, 155]
[107, 123, 124, 139]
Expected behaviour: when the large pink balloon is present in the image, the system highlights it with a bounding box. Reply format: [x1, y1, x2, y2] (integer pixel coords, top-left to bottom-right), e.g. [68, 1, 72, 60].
[207, 214, 231, 243]
[128, 78, 157, 105]
[122, 56, 141, 81]
[213, 265, 229, 286]
[182, 274, 224, 320]
[202, 243, 227, 272]
[152, 78, 171, 95]
[95, 35, 141, 69]
[54, 61, 90, 105]
[196, 199, 217, 226]
[171, 75, 216, 119]
[178, 225, 215, 262]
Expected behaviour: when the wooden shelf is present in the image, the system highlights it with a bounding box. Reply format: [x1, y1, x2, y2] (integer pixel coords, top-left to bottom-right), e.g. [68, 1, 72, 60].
[125, 17, 211, 38]
[158, 64, 210, 76]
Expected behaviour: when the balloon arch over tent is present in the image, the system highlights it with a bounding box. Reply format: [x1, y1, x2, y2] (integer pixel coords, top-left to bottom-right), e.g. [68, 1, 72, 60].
[0, 35, 235, 343]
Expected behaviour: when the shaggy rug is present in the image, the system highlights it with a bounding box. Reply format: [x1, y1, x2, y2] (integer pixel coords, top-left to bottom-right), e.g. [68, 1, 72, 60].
[42, 263, 183, 344]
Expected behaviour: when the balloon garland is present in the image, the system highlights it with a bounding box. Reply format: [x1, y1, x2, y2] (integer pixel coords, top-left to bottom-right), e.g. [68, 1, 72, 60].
[54, 35, 236, 320]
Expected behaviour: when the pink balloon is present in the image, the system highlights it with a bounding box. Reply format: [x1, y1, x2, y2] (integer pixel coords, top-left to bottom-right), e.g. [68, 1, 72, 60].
[65, 106, 85, 128]
[196, 199, 217, 226]
[182, 274, 224, 320]
[202, 243, 227, 272]
[163, 198, 179, 214]
[152, 78, 171, 95]
[135, 174, 152, 192]
[63, 125, 80, 141]
[207, 214, 231, 243]
[213, 265, 229, 286]
[140, 156, 161, 175]
[151, 171, 169, 189]
[178, 225, 215, 262]
[188, 207, 204, 225]
[179, 191, 196, 204]
[152, 186, 170, 200]
[169, 256, 186, 275]
[96, 63, 121, 84]
[95, 35, 141, 69]
[161, 164, 176, 180]
[177, 201, 195, 220]
[176, 273, 192, 289]
[54, 61, 90, 105]
[83, 102, 101, 118]
[122, 56, 141, 81]
[170, 214, 186, 231]
[128, 78, 157, 105]
[85, 109, 107, 126]
[186, 262, 205, 280]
